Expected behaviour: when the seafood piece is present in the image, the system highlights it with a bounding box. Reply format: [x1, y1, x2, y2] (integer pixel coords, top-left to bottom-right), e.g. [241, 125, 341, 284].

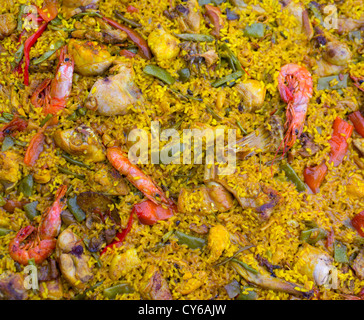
[337, 18, 364, 34]
[62, 0, 100, 19]
[147, 25, 180, 67]
[8, 185, 67, 265]
[0, 151, 21, 191]
[54, 124, 105, 162]
[180, 42, 218, 74]
[235, 79, 266, 112]
[139, 265, 173, 300]
[229, 115, 284, 159]
[0, 14, 16, 40]
[85, 63, 143, 116]
[109, 248, 141, 280]
[68, 39, 115, 76]
[0, 272, 27, 300]
[30, 46, 74, 115]
[55, 228, 93, 290]
[207, 225, 230, 263]
[295, 243, 334, 286]
[89, 163, 129, 196]
[277, 63, 313, 150]
[0, 117, 27, 143]
[107, 146, 169, 205]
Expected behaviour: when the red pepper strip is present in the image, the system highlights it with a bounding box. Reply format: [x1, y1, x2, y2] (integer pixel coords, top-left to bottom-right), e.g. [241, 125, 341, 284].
[0, 116, 28, 142]
[303, 162, 328, 194]
[23, 22, 48, 86]
[205, 4, 224, 38]
[127, 5, 139, 13]
[37, 0, 58, 22]
[351, 211, 364, 237]
[303, 117, 353, 193]
[120, 49, 136, 59]
[348, 111, 364, 138]
[328, 117, 353, 167]
[100, 212, 134, 255]
[101, 16, 152, 60]
[132, 199, 175, 225]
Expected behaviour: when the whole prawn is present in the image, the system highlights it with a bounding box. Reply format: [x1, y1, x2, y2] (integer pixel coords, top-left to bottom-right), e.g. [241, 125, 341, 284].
[31, 45, 74, 115]
[277, 63, 313, 151]
[107, 146, 169, 205]
[9, 185, 67, 265]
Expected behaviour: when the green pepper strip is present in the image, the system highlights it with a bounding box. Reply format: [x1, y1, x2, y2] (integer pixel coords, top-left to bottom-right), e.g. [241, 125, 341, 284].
[236, 286, 258, 300]
[67, 196, 86, 222]
[334, 241, 349, 263]
[18, 174, 34, 197]
[300, 228, 327, 244]
[61, 153, 91, 169]
[115, 10, 142, 28]
[24, 201, 40, 221]
[174, 230, 206, 249]
[279, 163, 307, 192]
[56, 165, 86, 180]
[177, 68, 191, 83]
[244, 23, 265, 38]
[72, 281, 104, 300]
[103, 283, 134, 299]
[0, 227, 13, 236]
[17, 5, 26, 32]
[317, 74, 348, 91]
[1, 136, 14, 152]
[13, 44, 24, 68]
[143, 65, 176, 85]
[33, 40, 65, 65]
[211, 70, 243, 88]
[174, 33, 215, 42]
[230, 258, 258, 274]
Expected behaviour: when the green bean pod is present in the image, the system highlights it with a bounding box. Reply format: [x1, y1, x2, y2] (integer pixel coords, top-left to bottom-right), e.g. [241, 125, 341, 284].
[0, 227, 13, 236]
[279, 163, 307, 192]
[33, 40, 65, 65]
[103, 283, 134, 299]
[174, 33, 215, 42]
[67, 196, 86, 222]
[211, 70, 243, 88]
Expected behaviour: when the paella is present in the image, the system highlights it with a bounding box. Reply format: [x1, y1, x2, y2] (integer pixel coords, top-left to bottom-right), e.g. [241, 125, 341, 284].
[0, 0, 364, 301]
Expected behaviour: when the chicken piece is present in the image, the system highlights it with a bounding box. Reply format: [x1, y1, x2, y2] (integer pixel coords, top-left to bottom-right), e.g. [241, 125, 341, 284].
[71, 28, 127, 44]
[352, 250, 364, 280]
[282, 1, 313, 39]
[235, 79, 266, 112]
[337, 18, 364, 34]
[139, 265, 172, 300]
[0, 151, 21, 190]
[0, 272, 27, 300]
[207, 224, 230, 263]
[84, 63, 144, 116]
[0, 14, 16, 40]
[313, 58, 344, 77]
[189, 223, 209, 234]
[147, 25, 180, 68]
[38, 259, 59, 281]
[204, 181, 234, 212]
[178, 186, 216, 215]
[175, 0, 201, 33]
[61, 0, 100, 19]
[109, 248, 141, 280]
[39, 278, 64, 300]
[346, 175, 364, 200]
[89, 163, 129, 196]
[294, 243, 334, 286]
[175, 271, 206, 295]
[54, 124, 105, 162]
[55, 228, 94, 291]
[68, 39, 115, 76]
[323, 41, 352, 67]
[297, 132, 320, 158]
[353, 138, 364, 156]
